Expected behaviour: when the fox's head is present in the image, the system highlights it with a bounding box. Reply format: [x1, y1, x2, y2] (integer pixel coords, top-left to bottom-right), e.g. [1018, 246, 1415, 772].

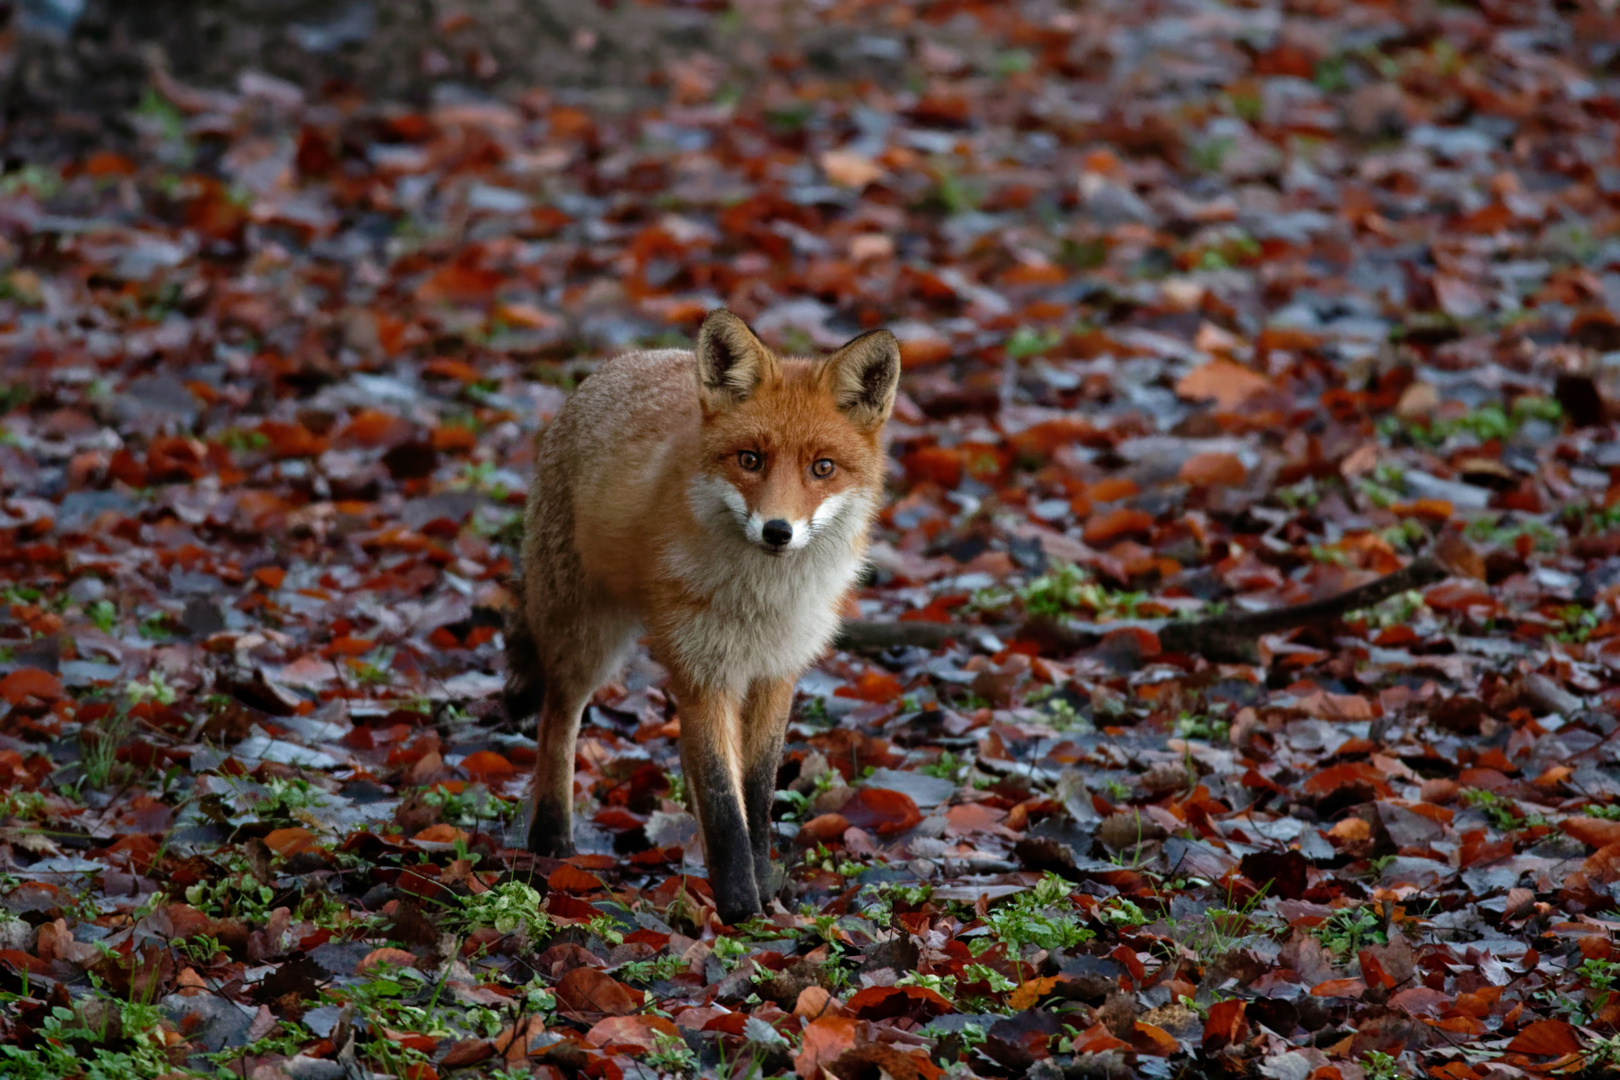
[689, 309, 899, 557]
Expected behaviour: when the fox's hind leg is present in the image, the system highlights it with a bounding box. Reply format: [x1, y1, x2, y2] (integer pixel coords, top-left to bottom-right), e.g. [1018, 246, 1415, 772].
[508, 598, 634, 857]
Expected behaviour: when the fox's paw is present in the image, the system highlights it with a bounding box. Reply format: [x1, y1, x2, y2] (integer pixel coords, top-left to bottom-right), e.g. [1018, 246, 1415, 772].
[524, 803, 576, 857]
[526, 833, 576, 858]
[711, 878, 763, 926]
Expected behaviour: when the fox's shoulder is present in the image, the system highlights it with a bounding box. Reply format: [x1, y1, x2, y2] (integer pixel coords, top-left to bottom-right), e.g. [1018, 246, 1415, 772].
[577, 347, 698, 403]
[545, 347, 701, 463]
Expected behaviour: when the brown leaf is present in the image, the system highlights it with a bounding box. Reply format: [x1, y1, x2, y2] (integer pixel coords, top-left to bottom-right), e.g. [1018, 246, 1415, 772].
[1175, 360, 1270, 410]
[584, 1014, 681, 1051]
[1562, 817, 1620, 850]
[795, 1015, 860, 1078]
[0, 668, 63, 705]
[554, 966, 641, 1017]
[840, 788, 922, 836]
[1008, 976, 1058, 1011]
[1178, 452, 1247, 487]
[1506, 1018, 1582, 1056]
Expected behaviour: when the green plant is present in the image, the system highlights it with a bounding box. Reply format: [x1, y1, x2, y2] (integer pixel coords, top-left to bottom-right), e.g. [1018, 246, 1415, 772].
[421, 783, 519, 826]
[1311, 905, 1385, 959]
[80, 712, 133, 790]
[647, 1029, 697, 1074]
[982, 873, 1093, 952]
[184, 864, 277, 921]
[920, 751, 968, 782]
[455, 880, 554, 941]
[1005, 326, 1061, 359]
[1460, 788, 1545, 832]
[1361, 1049, 1404, 1080]
[88, 599, 118, 632]
[1100, 897, 1148, 927]
[0, 998, 180, 1080]
[1174, 711, 1229, 742]
[616, 953, 688, 985]
[1190, 137, 1235, 173]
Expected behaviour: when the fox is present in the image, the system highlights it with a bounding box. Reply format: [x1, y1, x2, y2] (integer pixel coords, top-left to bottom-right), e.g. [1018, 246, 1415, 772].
[503, 309, 900, 923]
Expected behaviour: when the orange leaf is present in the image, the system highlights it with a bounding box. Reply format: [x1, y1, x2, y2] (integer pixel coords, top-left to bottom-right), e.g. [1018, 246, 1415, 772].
[1132, 1021, 1180, 1056]
[584, 1014, 680, 1051]
[1082, 507, 1153, 546]
[1178, 452, 1247, 487]
[1506, 1018, 1582, 1056]
[548, 865, 603, 894]
[417, 261, 502, 305]
[252, 566, 287, 589]
[358, 947, 417, 974]
[840, 788, 923, 836]
[1009, 976, 1058, 1011]
[1175, 360, 1271, 410]
[845, 984, 953, 1021]
[263, 827, 319, 857]
[1202, 999, 1247, 1048]
[412, 824, 467, 846]
[794, 1015, 860, 1078]
[1310, 978, 1366, 998]
[1562, 817, 1620, 849]
[899, 336, 951, 369]
[0, 668, 64, 705]
[555, 967, 641, 1017]
[461, 750, 516, 782]
[1392, 499, 1453, 522]
[835, 670, 904, 704]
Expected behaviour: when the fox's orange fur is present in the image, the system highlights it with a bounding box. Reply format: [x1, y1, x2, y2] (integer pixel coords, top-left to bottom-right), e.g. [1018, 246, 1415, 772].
[506, 310, 899, 922]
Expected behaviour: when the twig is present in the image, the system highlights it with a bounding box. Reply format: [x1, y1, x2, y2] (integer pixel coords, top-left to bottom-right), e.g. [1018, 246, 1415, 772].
[831, 620, 968, 651]
[832, 554, 1449, 663]
[1156, 554, 1448, 662]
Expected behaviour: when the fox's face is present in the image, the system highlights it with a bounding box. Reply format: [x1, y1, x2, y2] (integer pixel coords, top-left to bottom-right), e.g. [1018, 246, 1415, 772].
[690, 311, 899, 557]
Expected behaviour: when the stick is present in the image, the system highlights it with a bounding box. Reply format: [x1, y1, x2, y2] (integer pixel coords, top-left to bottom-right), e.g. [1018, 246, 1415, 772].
[1156, 554, 1447, 661]
[831, 620, 967, 651]
[833, 555, 1449, 662]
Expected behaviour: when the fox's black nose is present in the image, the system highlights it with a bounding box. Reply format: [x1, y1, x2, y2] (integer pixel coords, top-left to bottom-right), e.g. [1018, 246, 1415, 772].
[762, 519, 793, 547]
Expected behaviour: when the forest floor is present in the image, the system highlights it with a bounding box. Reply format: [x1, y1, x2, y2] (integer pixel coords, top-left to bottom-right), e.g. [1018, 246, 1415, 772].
[2, 1, 1620, 1078]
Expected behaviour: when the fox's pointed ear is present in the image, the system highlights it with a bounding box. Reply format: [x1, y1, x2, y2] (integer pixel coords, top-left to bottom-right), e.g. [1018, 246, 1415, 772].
[695, 310, 777, 410]
[825, 328, 900, 429]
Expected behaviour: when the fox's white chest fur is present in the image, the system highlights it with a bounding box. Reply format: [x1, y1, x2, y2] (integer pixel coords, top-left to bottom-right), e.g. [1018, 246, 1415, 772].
[655, 476, 873, 693]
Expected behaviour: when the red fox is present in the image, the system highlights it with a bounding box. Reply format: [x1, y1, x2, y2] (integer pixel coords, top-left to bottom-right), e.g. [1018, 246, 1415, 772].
[504, 309, 900, 923]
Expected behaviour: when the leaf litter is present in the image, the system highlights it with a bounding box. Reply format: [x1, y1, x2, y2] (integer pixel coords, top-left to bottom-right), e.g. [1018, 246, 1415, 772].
[2, 1, 1620, 1078]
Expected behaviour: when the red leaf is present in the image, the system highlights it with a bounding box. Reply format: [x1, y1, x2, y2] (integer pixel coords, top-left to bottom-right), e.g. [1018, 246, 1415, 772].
[1506, 1018, 1582, 1056]
[461, 750, 516, 782]
[794, 1015, 860, 1078]
[1202, 999, 1247, 1050]
[845, 984, 953, 1021]
[840, 788, 922, 836]
[836, 670, 903, 704]
[1082, 507, 1154, 546]
[0, 668, 63, 705]
[548, 865, 603, 894]
[1562, 817, 1620, 849]
[1178, 452, 1247, 487]
[584, 1014, 681, 1051]
[1309, 978, 1366, 998]
[555, 967, 640, 1017]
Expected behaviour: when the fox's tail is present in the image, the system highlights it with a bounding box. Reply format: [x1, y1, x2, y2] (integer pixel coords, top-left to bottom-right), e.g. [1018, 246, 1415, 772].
[502, 590, 546, 721]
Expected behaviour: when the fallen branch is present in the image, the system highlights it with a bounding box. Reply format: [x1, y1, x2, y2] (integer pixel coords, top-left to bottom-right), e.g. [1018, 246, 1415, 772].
[834, 554, 1449, 662]
[832, 619, 968, 651]
[1157, 553, 1447, 662]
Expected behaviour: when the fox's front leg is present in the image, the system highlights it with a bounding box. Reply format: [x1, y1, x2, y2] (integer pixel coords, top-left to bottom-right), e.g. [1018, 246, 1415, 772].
[740, 678, 794, 903]
[673, 678, 760, 924]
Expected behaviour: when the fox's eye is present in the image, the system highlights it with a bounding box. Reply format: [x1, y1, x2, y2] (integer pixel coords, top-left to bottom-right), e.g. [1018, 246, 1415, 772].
[812, 458, 835, 479]
[738, 450, 762, 471]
